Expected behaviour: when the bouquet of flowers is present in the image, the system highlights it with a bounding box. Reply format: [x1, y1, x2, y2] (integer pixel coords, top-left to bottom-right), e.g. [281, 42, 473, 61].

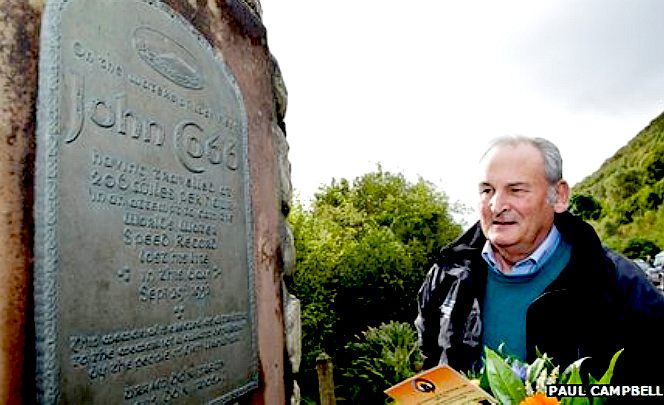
[469, 345, 623, 405]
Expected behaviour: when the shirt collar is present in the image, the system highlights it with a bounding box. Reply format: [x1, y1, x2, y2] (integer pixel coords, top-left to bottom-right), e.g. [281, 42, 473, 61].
[481, 225, 561, 276]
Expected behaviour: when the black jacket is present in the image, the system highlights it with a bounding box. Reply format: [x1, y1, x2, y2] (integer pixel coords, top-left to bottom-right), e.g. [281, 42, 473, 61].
[415, 212, 664, 385]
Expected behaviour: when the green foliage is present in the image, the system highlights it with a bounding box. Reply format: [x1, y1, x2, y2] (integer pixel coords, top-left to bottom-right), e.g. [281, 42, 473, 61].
[558, 350, 624, 405]
[569, 194, 603, 221]
[596, 349, 623, 385]
[607, 168, 641, 201]
[560, 367, 586, 405]
[482, 347, 623, 405]
[572, 111, 664, 253]
[342, 321, 423, 404]
[484, 347, 526, 405]
[287, 168, 462, 402]
[643, 143, 664, 184]
[622, 237, 660, 260]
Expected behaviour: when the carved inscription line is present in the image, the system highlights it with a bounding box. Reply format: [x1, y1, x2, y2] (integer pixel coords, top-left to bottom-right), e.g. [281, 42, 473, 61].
[70, 314, 246, 348]
[69, 314, 247, 381]
[89, 150, 235, 224]
[90, 192, 233, 223]
[91, 149, 226, 192]
[125, 360, 226, 404]
[72, 39, 237, 132]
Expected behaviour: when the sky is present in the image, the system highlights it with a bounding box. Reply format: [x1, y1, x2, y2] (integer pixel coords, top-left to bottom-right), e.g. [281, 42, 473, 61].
[259, 0, 664, 227]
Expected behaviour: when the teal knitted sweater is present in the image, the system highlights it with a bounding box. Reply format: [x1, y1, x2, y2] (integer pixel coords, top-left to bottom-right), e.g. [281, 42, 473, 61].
[482, 239, 572, 361]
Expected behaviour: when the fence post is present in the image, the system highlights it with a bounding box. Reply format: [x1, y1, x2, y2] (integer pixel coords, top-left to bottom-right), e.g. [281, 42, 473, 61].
[316, 352, 336, 405]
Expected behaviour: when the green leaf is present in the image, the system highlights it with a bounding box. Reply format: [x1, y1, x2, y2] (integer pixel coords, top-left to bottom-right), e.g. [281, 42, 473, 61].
[561, 357, 590, 383]
[535, 346, 544, 358]
[526, 358, 545, 384]
[560, 366, 590, 405]
[567, 365, 583, 384]
[588, 375, 607, 405]
[479, 370, 491, 393]
[484, 347, 526, 405]
[597, 349, 623, 384]
[589, 349, 624, 405]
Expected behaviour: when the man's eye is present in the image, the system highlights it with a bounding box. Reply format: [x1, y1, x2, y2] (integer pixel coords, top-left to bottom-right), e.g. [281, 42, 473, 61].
[480, 189, 492, 195]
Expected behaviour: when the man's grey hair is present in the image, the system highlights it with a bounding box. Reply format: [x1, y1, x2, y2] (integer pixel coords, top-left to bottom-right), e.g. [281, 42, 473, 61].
[481, 135, 563, 203]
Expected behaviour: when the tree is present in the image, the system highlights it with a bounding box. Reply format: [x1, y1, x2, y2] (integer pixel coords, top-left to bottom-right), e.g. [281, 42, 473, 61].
[569, 193, 603, 221]
[623, 238, 660, 261]
[287, 168, 462, 402]
[607, 168, 642, 202]
[643, 144, 664, 184]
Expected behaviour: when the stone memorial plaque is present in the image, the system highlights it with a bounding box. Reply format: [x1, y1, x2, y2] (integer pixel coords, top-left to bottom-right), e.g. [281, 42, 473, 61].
[34, 0, 256, 403]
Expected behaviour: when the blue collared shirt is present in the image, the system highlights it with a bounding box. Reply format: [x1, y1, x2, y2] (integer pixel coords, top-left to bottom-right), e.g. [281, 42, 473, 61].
[481, 225, 561, 276]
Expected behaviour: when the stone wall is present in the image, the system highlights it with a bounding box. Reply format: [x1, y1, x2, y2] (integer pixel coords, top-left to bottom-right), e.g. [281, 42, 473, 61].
[0, 1, 298, 403]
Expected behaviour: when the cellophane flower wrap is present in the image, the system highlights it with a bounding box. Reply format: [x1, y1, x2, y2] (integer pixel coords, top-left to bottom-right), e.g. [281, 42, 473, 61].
[467, 345, 623, 405]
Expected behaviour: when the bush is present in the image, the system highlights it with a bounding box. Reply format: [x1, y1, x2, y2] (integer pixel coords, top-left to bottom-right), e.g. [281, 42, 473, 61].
[342, 321, 423, 404]
[287, 168, 462, 401]
[623, 238, 660, 260]
[569, 193, 603, 221]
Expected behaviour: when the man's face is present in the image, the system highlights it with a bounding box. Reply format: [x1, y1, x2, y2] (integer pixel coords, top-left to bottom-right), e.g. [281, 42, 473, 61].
[478, 143, 561, 260]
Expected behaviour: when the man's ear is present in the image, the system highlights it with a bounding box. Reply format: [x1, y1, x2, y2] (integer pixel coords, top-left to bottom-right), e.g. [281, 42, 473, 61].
[553, 180, 570, 213]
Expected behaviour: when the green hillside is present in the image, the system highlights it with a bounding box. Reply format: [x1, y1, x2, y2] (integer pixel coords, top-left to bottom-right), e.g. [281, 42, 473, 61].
[571, 110, 664, 259]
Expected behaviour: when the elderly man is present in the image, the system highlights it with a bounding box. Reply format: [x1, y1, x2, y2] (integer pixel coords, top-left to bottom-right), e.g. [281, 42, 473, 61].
[415, 136, 664, 385]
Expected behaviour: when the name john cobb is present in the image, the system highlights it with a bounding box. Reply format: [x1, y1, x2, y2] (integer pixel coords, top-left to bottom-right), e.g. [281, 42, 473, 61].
[66, 39, 241, 175]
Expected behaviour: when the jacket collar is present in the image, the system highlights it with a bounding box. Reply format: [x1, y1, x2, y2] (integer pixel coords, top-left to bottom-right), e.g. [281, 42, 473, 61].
[442, 212, 605, 269]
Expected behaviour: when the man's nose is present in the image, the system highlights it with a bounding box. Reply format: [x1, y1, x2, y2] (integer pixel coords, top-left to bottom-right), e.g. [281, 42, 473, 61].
[489, 190, 507, 213]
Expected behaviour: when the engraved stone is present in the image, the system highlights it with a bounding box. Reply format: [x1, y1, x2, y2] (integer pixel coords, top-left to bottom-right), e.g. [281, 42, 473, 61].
[34, 1, 256, 403]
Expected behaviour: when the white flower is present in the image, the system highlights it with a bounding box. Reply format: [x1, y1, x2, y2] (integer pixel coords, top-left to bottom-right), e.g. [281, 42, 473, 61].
[536, 368, 548, 393]
[547, 365, 559, 385]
